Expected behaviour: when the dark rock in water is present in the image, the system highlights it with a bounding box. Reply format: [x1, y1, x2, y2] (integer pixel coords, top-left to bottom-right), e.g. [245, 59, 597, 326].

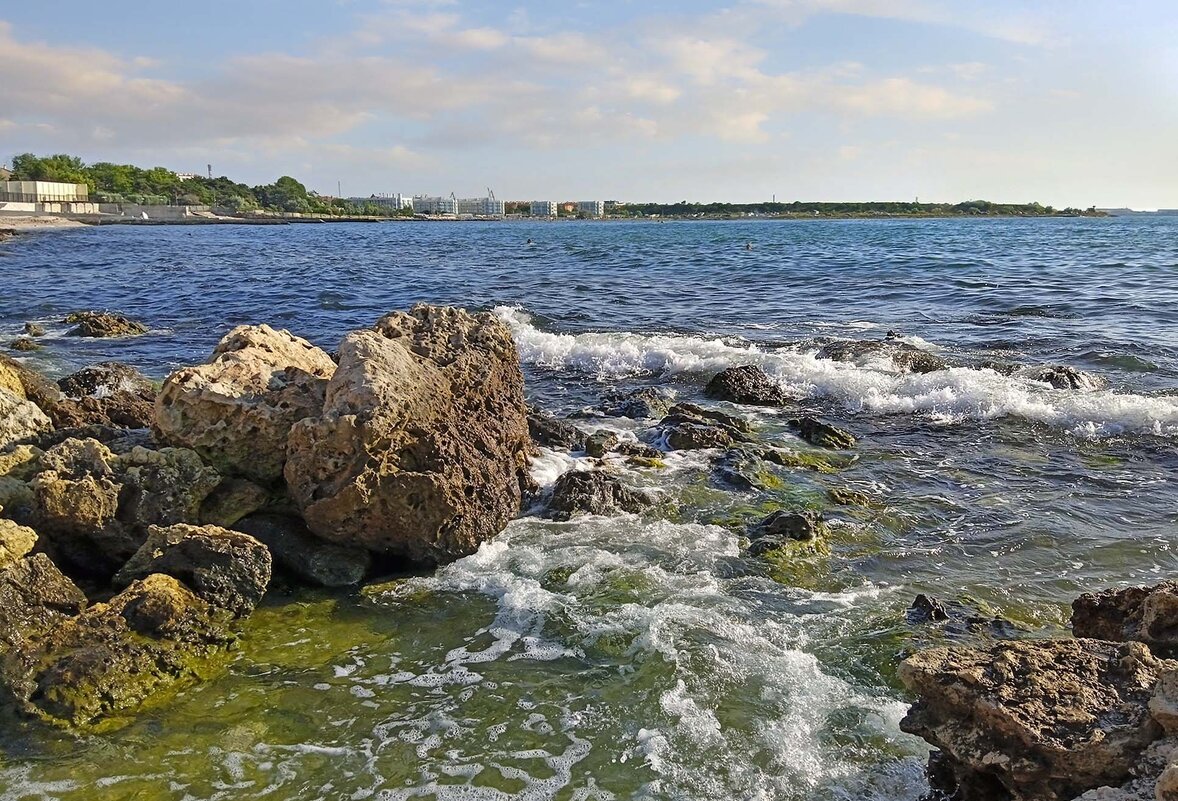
[9, 337, 39, 352]
[816, 339, 947, 374]
[0, 573, 235, 731]
[1073, 581, 1178, 656]
[528, 409, 587, 451]
[747, 510, 826, 556]
[544, 470, 652, 520]
[665, 423, 733, 450]
[23, 323, 45, 338]
[234, 514, 371, 587]
[908, 593, 951, 623]
[114, 523, 271, 617]
[0, 552, 87, 650]
[286, 305, 533, 565]
[827, 487, 875, 507]
[704, 365, 789, 405]
[58, 362, 154, 399]
[599, 387, 672, 419]
[64, 311, 148, 338]
[584, 430, 620, 458]
[656, 402, 751, 451]
[899, 638, 1172, 801]
[711, 448, 778, 491]
[47, 393, 155, 430]
[788, 417, 856, 449]
[665, 402, 752, 434]
[198, 477, 271, 528]
[614, 441, 662, 459]
[1019, 364, 1106, 391]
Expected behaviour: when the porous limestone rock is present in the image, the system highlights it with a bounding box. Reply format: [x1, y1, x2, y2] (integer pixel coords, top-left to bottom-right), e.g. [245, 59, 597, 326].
[899, 639, 1173, 801]
[155, 324, 336, 484]
[0, 387, 52, 449]
[1074, 581, 1178, 656]
[285, 305, 532, 565]
[0, 518, 38, 568]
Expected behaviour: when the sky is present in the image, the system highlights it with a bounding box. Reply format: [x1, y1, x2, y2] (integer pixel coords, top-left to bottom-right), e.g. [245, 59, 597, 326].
[2, 1, 1176, 207]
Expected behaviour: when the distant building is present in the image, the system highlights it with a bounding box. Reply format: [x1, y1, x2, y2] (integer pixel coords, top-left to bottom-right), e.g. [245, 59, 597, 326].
[576, 200, 605, 218]
[0, 167, 11, 181]
[457, 196, 506, 216]
[530, 200, 558, 217]
[560, 202, 576, 214]
[413, 195, 458, 215]
[174, 172, 199, 182]
[349, 193, 413, 210]
[0, 180, 89, 203]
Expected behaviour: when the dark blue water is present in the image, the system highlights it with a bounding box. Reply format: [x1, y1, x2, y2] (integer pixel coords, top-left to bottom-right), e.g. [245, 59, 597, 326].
[2, 217, 1177, 801]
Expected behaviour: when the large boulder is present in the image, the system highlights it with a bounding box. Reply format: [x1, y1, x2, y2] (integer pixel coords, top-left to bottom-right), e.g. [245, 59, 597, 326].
[1073, 581, 1178, 656]
[704, 365, 789, 405]
[0, 573, 234, 731]
[0, 387, 52, 449]
[285, 305, 532, 565]
[543, 470, 652, 520]
[64, 311, 148, 338]
[899, 639, 1174, 801]
[155, 324, 336, 484]
[113, 523, 271, 617]
[233, 514, 371, 587]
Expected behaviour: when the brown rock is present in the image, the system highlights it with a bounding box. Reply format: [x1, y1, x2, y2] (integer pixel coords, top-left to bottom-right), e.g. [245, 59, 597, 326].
[286, 305, 532, 565]
[0, 553, 87, 650]
[155, 324, 336, 484]
[1074, 582, 1178, 656]
[63, 311, 148, 338]
[543, 470, 652, 520]
[0, 518, 38, 568]
[0, 387, 51, 450]
[58, 362, 155, 399]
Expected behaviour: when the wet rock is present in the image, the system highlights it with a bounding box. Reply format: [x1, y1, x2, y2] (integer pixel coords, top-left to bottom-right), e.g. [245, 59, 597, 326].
[0, 387, 52, 449]
[544, 470, 652, 520]
[286, 305, 533, 565]
[198, 477, 271, 527]
[0, 518, 38, 568]
[899, 639, 1173, 801]
[908, 593, 951, 623]
[664, 402, 752, 435]
[233, 514, 371, 587]
[816, 339, 947, 374]
[63, 311, 148, 338]
[665, 423, 734, 450]
[747, 510, 826, 556]
[23, 323, 45, 338]
[113, 523, 271, 617]
[788, 416, 856, 449]
[0, 553, 87, 650]
[1073, 581, 1178, 656]
[1, 573, 234, 731]
[528, 408, 587, 450]
[599, 387, 672, 419]
[1019, 364, 1106, 391]
[615, 441, 662, 459]
[9, 337, 38, 352]
[827, 486, 876, 507]
[704, 365, 789, 405]
[47, 393, 155, 430]
[711, 448, 778, 491]
[657, 403, 750, 451]
[584, 430, 619, 458]
[155, 324, 336, 484]
[58, 362, 155, 399]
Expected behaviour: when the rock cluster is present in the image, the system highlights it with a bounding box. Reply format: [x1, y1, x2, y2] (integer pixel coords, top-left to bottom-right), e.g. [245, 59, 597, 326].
[64, 311, 148, 338]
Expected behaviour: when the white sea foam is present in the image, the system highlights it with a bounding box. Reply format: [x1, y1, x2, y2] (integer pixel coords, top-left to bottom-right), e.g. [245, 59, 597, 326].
[496, 306, 1178, 437]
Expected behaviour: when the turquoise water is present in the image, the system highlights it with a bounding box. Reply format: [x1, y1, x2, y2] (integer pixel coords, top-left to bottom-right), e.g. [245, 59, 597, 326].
[1, 218, 1176, 799]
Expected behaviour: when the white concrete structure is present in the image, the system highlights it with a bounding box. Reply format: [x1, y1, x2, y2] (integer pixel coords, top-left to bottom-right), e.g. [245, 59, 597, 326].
[457, 197, 506, 216]
[530, 200, 558, 217]
[349, 193, 413, 210]
[576, 200, 605, 218]
[0, 181, 89, 203]
[413, 195, 459, 215]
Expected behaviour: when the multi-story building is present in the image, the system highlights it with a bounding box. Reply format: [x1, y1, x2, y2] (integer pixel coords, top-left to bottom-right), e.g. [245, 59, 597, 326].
[530, 200, 558, 217]
[457, 197, 506, 216]
[413, 195, 458, 215]
[0, 181, 89, 203]
[576, 200, 605, 218]
[349, 193, 413, 210]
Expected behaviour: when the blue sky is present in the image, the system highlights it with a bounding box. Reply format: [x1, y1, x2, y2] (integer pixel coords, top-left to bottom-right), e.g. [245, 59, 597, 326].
[2, 1, 1176, 207]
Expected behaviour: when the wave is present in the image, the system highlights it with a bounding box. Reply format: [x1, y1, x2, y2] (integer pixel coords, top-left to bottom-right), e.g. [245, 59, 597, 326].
[496, 307, 1178, 437]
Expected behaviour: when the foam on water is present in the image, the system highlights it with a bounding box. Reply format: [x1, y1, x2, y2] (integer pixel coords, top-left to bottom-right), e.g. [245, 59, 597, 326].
[496, 306, 1178, 437]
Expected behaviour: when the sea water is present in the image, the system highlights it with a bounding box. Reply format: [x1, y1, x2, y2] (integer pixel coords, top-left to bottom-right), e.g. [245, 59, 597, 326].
[1, 217, 1176, 800]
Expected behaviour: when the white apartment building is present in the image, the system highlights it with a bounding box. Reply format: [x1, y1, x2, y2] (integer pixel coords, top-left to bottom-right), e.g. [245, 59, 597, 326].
[350, 193, 414, 210]
[457, 197, 506, 216]
[413, 195, 458, 215]
[530, 200, 558, 217]
[576, 200, 605, 218]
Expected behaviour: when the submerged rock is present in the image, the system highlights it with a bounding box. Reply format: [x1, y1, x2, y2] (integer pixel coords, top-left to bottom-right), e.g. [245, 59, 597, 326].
[64, 311, 148, 338]
[584, 430, 620, 458]
[908, 593, 951, 623]
[23, 323, 45, 338]
[788, 416, 857, 449]
[0, 387, 52, 450]
[544, 470, 652, 520]
[113, 523, 271, 618]
[233, 514, 371, 587]
[747, 510, 827, 556]
[899, 639, 1173, 801]
[9, 337, 38, 352]
[1018, 364, 1106, 391]
[286, 305, 533, 565]
[599, 387, 673, 419]
[816, 339, 947, 374]
[155, 324, 336, 484]
[528, 408, 587, 450]
[1073, 581, 1178, 656]
[704, 365, 789, 405]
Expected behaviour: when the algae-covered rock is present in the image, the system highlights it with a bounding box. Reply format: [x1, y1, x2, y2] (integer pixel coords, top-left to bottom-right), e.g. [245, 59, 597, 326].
[0, 553, 86, 650]
[1, 573, 234, 731]
[114, 523, 271, 617]
[899, 639, 1173, 801]
[544, 470, 652, 520]
[788, 416, 857, 449]
[286, 305, 533, 565]
[233, 514, 371, 587]
[704, 365, 789, 405]
[63, 311, 148, 338]
[155, 324, 336, 484]
[746, 510, 827, 556]
[9, 337, 38, 352]
[199, 477, 272, 527]
[0, 387, 52, 450]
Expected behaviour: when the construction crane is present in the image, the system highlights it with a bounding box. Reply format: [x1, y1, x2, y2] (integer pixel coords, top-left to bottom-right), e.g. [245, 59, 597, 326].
[487, 187, 496, 201]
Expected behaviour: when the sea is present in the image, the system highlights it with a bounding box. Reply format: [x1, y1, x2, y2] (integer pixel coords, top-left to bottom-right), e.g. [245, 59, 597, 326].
[1, 217, 1176, 800]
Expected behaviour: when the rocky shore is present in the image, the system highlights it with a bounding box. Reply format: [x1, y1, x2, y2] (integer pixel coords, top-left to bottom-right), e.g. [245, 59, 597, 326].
[0, 305, 1174, 800]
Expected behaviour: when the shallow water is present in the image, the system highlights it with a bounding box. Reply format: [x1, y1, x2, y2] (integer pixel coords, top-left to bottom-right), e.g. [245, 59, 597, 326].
[1, 218, 1176, 799]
